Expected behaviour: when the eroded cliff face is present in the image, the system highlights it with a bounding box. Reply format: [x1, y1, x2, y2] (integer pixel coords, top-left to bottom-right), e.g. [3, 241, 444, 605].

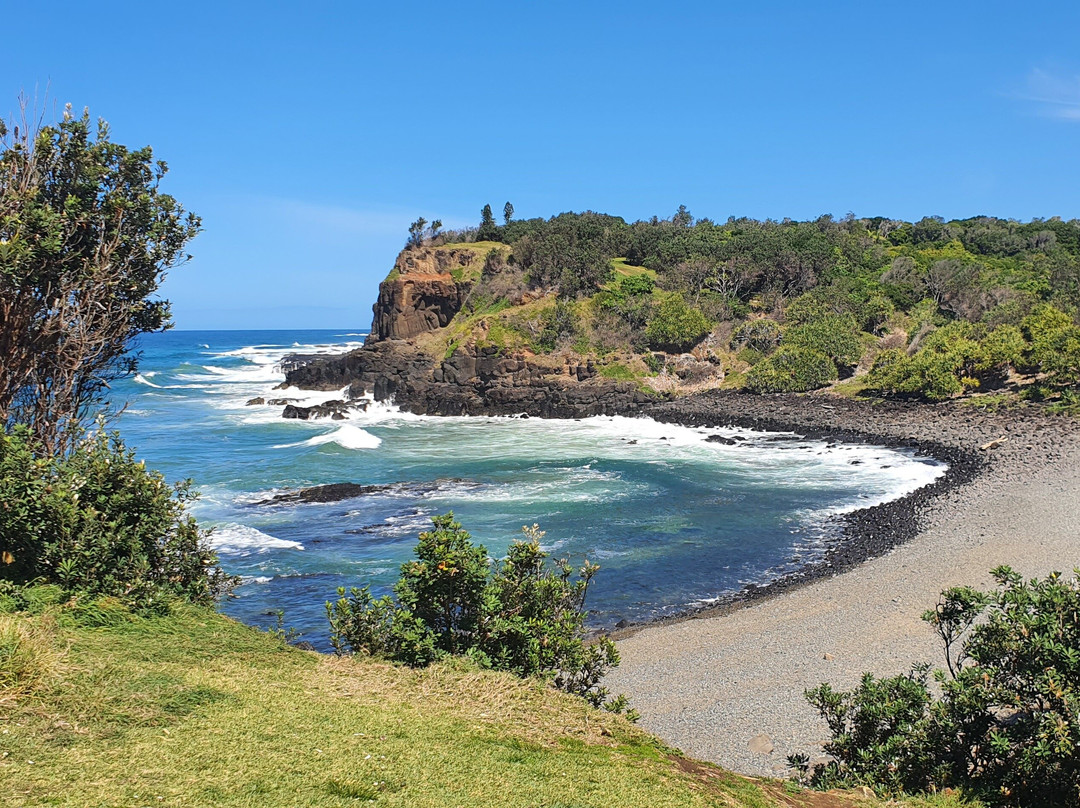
[368, 247, 477, 342]
[282, 245, 662, 417]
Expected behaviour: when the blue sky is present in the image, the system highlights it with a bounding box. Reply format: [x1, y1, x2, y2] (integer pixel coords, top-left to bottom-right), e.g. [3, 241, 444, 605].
[7, 1, 1080, 329]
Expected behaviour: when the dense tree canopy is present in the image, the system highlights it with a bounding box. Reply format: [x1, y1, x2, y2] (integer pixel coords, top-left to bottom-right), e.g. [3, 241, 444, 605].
[431, 205, 1080, 401]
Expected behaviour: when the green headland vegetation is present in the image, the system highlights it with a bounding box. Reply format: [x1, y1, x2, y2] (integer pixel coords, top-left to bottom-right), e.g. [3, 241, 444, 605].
[405, 205, 1080, 408]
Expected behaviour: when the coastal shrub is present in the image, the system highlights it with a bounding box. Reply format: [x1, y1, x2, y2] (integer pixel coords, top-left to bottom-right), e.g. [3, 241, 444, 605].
[744, 347, 837, 393]
[327, 514, 633, 715]
[795, 567, 1080, 807]
[730, 319, 782, 353]
[867, 321, 1027, 401]
[784, 312, 863, 371]
[537, 301, 579, 352]
[644, 293, 712, 353]
[867, 348, 965, 401]
[0, 427, 235, 609]
[1023, 304, 1080, 387]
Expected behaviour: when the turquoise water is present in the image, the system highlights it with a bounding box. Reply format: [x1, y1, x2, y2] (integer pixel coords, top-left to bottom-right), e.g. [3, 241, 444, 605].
[114, 330, 945, 649]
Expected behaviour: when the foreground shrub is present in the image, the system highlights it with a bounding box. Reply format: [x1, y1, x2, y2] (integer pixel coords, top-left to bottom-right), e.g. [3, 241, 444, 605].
[327, 515, 633, 715]
[0, 427, 235, 609]
[794, 567, 1080, 807]
[744, 346, 837, 393]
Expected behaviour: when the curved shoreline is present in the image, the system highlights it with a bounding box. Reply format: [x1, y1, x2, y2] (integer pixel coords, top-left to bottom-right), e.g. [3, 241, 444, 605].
[604, 390, 1080, 777]
[601, 391, 986, 637]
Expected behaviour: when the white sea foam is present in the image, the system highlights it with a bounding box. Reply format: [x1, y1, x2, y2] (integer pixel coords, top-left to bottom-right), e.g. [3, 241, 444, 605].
[210, 523, 304, 555]
[272, 425, 382, 451]
[133, 373, 164, 388]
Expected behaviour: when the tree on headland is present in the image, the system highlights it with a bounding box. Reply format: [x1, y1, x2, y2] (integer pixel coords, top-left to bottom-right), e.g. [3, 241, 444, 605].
[407, 216, 428, 248]
[477, 203, 500, 241]
[503, 201, 514, 225]
[0, 103, 200, 455]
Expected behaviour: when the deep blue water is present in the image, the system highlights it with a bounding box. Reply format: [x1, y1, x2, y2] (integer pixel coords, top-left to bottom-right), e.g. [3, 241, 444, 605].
[112, 330, 945, 649]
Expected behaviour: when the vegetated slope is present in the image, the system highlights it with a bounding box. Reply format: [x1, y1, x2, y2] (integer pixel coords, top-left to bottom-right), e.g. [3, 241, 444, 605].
[289, 209, 1080, 412]
[0, 598, 904, 808]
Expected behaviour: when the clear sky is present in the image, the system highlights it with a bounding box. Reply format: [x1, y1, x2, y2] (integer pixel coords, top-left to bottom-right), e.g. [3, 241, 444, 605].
[7, 1, 1080, 329]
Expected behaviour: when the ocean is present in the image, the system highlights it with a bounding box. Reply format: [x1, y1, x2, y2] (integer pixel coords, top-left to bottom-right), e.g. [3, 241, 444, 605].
[113, 329, 946, 649]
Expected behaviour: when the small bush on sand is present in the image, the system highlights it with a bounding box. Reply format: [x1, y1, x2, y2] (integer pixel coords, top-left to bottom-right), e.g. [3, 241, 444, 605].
[793, 567, 1080, 807]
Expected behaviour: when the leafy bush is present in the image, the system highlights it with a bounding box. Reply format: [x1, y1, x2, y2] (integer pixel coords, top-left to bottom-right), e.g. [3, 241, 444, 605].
[617, 274, 655, 298]
[327, 515, 633, 715]
[644, 293, 712, 353]
[795, 567, 1080, 807]
[867, 321, 1028, 401]
[0, 427, 235, 609]
[731, 319, 782, 353]
[744, 347, 837, 393]
[784, 313, 863, 370]
[867, 347, 965, 401]
[536, 301, 579, 352]
[1023, 304, 1080, 387]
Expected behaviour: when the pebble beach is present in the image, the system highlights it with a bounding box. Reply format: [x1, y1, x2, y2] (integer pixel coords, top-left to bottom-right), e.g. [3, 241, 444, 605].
[608, 392, 1080, 777]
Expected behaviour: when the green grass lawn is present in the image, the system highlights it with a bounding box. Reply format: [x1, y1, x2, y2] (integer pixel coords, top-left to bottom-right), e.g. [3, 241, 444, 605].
[1, 599, 976, 807]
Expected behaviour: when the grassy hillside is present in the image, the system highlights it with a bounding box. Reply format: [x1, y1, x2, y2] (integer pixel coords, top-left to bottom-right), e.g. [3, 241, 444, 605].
[0, 596, 957, 808]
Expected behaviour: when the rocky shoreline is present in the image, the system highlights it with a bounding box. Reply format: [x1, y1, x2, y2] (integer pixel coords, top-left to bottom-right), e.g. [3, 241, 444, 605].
[610, 390, 1049, 632]
[280, 338, 1075, 634]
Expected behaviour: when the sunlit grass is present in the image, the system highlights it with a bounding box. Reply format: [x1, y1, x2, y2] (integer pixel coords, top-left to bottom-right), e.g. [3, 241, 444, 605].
[0, 604, 779, 807]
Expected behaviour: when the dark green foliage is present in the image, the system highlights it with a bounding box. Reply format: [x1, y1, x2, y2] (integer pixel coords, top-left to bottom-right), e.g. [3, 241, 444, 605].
[477, 203, 501, 242]
[731, 319, 782, 353]
[744, 347, 837, 393]
[796, 568, 1080, 807]
[0, 427, 234, 608]
[786, 283, 895, 334]
[537, 300, 578, 352]
[326, 515, 633, 716]
[784, 313, 862, 371]
[510, 212, 627, 297]
[1023, 304, 1080, 387]
[617, 273, 655, 298]
[797, 667, 938, 795]
[394, 513, 490, 656]
[407, 217, 427, 248]
[644, 294, 712, 353]
[868, 321, 1030, 401]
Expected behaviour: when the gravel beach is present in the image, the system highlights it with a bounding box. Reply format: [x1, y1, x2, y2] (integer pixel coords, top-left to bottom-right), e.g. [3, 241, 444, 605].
[607, 392, 1080, 777]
